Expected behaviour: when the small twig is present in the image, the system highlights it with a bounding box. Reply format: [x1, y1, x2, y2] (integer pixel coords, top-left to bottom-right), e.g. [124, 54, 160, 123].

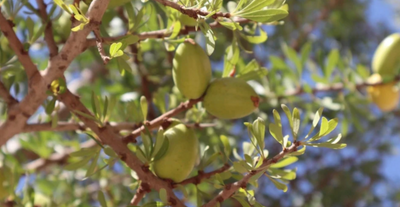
[203, 143, 300, 207]
[177, 163, 231, 186]
[22, 122, 142, 133]
[153, 0, 231, 19]
[93, 27, 111, 64]
[36, 0, 59, 57]
[0, 81, 18, 107]
[122, 97, 203, 144]
[130, 183, 150, 205]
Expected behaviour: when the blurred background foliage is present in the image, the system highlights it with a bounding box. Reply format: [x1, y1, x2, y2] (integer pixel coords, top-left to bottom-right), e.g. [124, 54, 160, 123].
[1, 0, 400, 206]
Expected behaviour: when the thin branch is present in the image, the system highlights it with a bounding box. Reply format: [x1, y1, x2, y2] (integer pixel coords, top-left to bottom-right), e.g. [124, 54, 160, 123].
[177, 163, 231, 186]
[21, 122, 141, 133]
[36, 0, 59, 57]
[58, 89, 185, 206]
[0, 81, 18, 107]
[93, 27, 111, 64]
[24, 139, 96, 171]
[153, 0, 230, 19]
[0, 0, 111, 146]
[84, 18, 250, 49]
[122, 97, 203, 144]
[130, 183, 150, 205]
[203, 143, 300, 207]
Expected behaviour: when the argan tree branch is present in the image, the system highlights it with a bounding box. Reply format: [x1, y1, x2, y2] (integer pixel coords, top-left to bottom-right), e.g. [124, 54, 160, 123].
[203, 143, 300, 207]
[36, 0, 59, 57]
[0, 0, 111, 146]
[130, 183, 150, 205]
[153, 0, 230, 19]
[58, 89, 185, 206]
[93, 27, 111, 64]
[122, 97, 203, 144]
[0, 81, 18, 107]
[177, 163, 231, 186]
[84, 18, 250, 49]
[21, 122, 141, 133]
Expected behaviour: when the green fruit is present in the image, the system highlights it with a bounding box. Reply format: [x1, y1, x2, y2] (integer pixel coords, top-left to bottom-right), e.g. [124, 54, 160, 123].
[372, 33, 400, 76]
[153, 124, 199, 183]
[203, 78, 260, 119]
[179, 14, 197, 27]
[172, 41, 211, 99]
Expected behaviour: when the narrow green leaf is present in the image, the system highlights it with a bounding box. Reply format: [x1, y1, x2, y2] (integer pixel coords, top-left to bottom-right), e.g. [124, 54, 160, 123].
[220, 135, 231, 158]
[153, 138, 169, 161]
[201, 152, 222, 170]
[86, 150, 100, 177]
[159, 188, 168, 204]
[325, 49, 339, 79]
[281, 104, 293, 129]
[64, 156, 92, 171]
[152, 128, 165, 158]
[98, 191, 107, 207]
[26, 17, 34, 42]
[240, 27, 268, 44]
[104, 147, 117, 158]
[238, 9, 288, 23]
[91, 91, 98, 117]
[232, 196, 251, 207]
[270, 157, 298, 168]
[45, 98, 56, 115]
[289, 145, 306, 156]
[327, 133, 342, 144]
[135, 146, 148, 163]
[300, 42, 312, 65]
[292, 108, 300, 140]
[305, 107, 324, 138]
[233, 161, 249, 174]
[305, 142, 347, 149]
[140, 96, 148, 121]
[266, 174, 288, 192]
[223, 42, 240, 77]
[269, 123, 283, 145]
[199, 21, 216, 55]
[70, 147, 99, 157]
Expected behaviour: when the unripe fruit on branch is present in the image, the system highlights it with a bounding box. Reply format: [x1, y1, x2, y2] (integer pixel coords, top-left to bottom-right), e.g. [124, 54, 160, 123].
[372, 33, 400, 77]
[152, 124, 199, 183]
[367, 73, 399, 112]
[172, 40, 212, 99]
[203, 78, 260, 119]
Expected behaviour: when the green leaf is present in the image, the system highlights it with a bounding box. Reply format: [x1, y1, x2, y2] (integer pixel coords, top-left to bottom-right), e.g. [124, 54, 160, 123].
[199, 22, 216, 55]
[305, 142, 347, 149]
[220, 135, 231, 158]
[281, 104, 293, 129]
[239, 27, 268, 44]
[269, 110, 283, 144]
[141, 131, 152, 158]
[223, 41, 240, 77]
[159, 188, 168, 204]
[45, 97, 56, 115]
[327, 133, 343, 144]
[142, 201, 165, 207]
[269, 168, 297, 180]
[26, 17, 34, 42]
[325, 49, 339, 79]
[167, 21, 181, 39]
[233, 161, 249, 174]
[292, 108, 300, 140]
[200, 152, 222, 170]
[232, 196, 251, 207]
[86, 150, 100, 177]
[70, 147, 99, 157]
[266, 174, 288, 192]
[305, 107, 324, 139]
[252, 118, 266, 153]
[104, 147, 117, 158]
[238, 9, 288, 23]
[151, 128, 165, 158]
[135, 146, 148, 163]
[300, 42, 312, 66]
[110, 42, 123, 58]
[237, 0, 275, 14]
[140, 96, 148, 121]
[289, 145, 306, 156]
[270, 157, 298, 168]
[282, 43, 302, 75]
[153, 138, 169, 161]
[64, 156, 92, 171]
[120, 35, 139, 50]
[116, 57, 132, 75]
[236, 68, 268, 81]
[98, 191, 107, 207]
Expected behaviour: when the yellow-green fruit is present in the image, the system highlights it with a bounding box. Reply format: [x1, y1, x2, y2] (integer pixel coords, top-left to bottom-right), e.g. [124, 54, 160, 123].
[203, 78, 260, 119]
[172, 41, 211, 99]
[367, 74, 399, 112]
[153, 124, 199, 183]
[372, 33, 400, 76]
[179, 14, 197, 26]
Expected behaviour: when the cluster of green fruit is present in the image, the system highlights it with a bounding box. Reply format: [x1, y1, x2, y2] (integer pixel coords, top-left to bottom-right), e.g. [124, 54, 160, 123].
[367, 33, 400, 112]
[151, 40, 260, 182]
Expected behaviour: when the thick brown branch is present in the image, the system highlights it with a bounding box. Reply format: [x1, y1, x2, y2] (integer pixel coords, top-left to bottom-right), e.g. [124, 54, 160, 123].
[0, 81, 18, 107]
[203, 143, 300, 207]
[153, 0, 230, 19]
[0, 0, 111, 146]
[58, 89, 185, 206]
[177, 163, 231, 186]
[36, 0, 59, 57]
[122, 97, 203, 144]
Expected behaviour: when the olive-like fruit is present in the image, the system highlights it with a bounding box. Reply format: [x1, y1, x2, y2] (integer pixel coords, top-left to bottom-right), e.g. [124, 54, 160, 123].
[367, 73, 399, 112]
[372, 33, 400, 77]
[153, 124, 199, 183]
[179, 14, 197, 26]
[203, 78, 260, 119]
[172, 41, 211, 99]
